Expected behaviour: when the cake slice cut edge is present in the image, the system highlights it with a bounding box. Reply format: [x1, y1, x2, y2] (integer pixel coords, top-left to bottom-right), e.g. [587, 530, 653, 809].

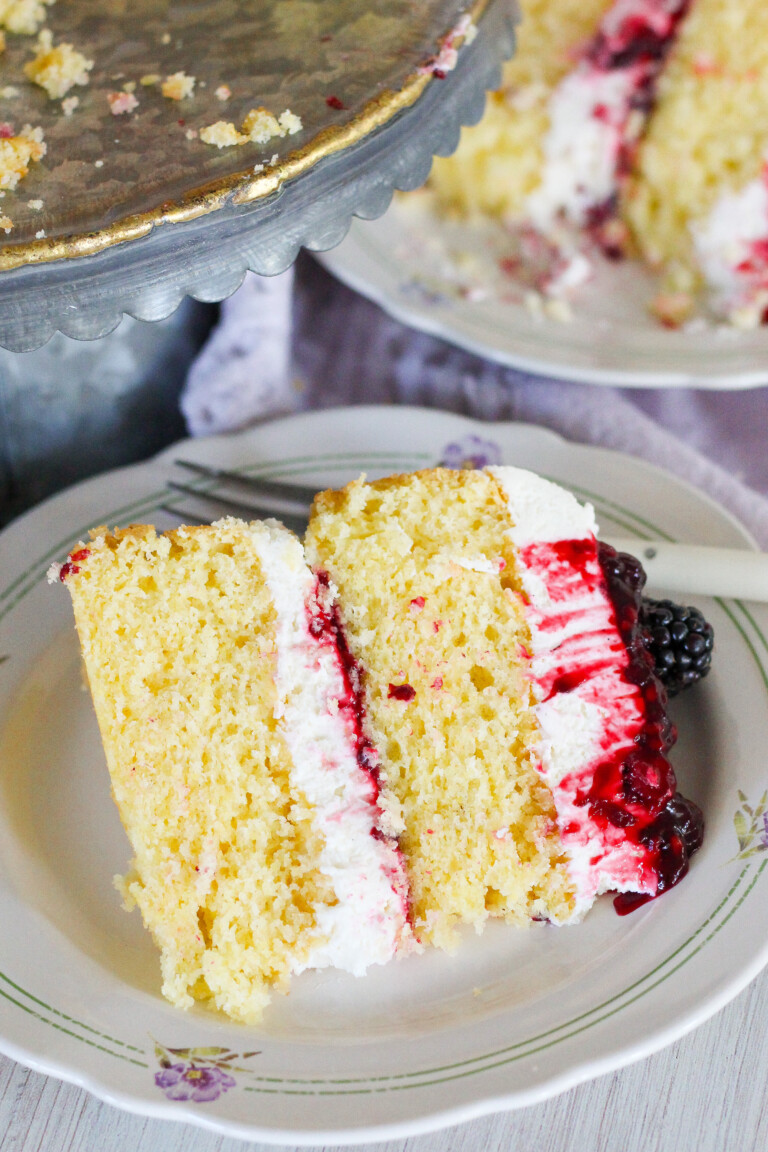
[54, 516, 410, 1024]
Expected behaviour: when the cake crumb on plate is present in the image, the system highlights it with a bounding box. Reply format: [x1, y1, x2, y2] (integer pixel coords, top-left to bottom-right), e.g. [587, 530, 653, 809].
[24, 29, 93, 99]
[161, 71, 195, 101]
[0, 123, 45, 191]
[0, 0, 54, 36]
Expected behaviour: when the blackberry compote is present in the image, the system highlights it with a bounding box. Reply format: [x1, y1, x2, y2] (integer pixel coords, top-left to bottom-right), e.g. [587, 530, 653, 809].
[596, 544, 706, 914]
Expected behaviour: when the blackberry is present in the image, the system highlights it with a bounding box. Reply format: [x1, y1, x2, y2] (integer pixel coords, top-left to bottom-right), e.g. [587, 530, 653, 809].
[640, 597, 714, 696]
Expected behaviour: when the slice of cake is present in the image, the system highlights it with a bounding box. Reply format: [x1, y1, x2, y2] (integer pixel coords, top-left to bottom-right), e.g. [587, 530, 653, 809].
[623, 0, 768, 326]
[306, 467, 701, 934]
[427, 0, 690, 294]
[53, 468, 703, 1023]
[52, 518, 410, 1024]
[428, 0, 615, 223]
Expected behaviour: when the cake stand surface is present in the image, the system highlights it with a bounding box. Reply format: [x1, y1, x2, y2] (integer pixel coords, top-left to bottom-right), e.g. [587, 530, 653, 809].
[0, 0, 515, 351]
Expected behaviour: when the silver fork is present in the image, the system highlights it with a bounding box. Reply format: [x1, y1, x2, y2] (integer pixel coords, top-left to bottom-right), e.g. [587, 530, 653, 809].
[159, 459, 314, 535]
[159, 458, 768, 601]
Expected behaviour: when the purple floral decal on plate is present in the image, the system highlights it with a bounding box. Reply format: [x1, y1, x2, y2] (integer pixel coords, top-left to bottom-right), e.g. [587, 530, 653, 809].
[440, 434, 503, 471]
[731, 790, 768, 861]
[153, 1041, 260, 1103]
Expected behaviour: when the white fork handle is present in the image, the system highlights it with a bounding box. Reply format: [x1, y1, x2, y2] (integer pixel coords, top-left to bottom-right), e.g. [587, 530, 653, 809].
[602, 537, 768, 602]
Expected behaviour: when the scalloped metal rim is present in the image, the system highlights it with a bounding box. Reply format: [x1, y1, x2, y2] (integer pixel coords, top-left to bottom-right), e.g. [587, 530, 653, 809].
[0, 0, 516, 353]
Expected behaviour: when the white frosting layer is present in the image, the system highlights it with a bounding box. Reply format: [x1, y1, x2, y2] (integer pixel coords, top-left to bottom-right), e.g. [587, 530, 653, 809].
[527, 65, 635, 231]
[692, 162, 768, 327]
[489, 465, 597, 546]
[489, 468, 656, 920]
[247, 518, 407, 974]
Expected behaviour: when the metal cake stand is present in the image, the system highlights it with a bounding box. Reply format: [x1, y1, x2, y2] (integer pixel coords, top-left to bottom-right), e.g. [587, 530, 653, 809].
[0, 0, 515, 351]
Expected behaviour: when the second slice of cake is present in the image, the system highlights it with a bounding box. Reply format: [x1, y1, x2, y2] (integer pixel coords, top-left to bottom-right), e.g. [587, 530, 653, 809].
[305, 466, 697, 942]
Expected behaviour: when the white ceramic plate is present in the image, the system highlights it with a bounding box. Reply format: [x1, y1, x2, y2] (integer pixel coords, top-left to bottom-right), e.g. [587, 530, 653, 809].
[0, 406, 767, 1146]
[319, 200, 768, 388]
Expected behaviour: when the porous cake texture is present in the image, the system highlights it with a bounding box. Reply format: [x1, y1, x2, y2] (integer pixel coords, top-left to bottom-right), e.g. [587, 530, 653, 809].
[57, 518, 409, 1024]
[305, 468, 578, 947]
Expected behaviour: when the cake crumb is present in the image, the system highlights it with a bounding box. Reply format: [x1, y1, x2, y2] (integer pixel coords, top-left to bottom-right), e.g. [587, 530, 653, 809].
[139, 73, 160, 86]
[523, 290, 544, 320]
[122, 80, 136, 94]
[184, 127, 197, 140]
[27, 197, 42, 208]
[241, 106, 302, 144]
[0, 0, 54, 37]
[0, 123, 45, 191]
[199, 120, 244, 148]
[543, 297, 573, 323]
[0, 86, 19, 98]
[161, 71, 195, 101]
[160, 32, 170, 44]
[241, 106, 280, 144]
[0, 214, 12, 232]
[107, 90, 139, 116]
[34, 227, 44, 237]
[94, 158, 103, 167]
[214, 84, 230, 102]
[200, 107, 301, 150]
[25, 30, 93, 100]
[650, 291, 694, 329]
[278, 109, 302, 136]
[61, 94, 78, 116]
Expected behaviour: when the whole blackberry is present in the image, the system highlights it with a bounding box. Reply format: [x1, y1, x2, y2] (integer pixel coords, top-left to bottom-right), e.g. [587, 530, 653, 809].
[640, 597, 714, 696]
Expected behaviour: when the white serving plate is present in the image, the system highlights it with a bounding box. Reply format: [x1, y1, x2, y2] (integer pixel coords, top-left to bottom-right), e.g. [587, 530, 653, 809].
[0, 405, 766, 1145]
[319, 200, 768, 388]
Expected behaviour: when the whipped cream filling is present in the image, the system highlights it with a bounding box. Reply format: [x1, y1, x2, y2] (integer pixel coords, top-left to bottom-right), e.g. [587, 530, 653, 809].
[247, 518, 408, 974]
[692, 159, 768, 328]
[488, 467, 657, 919]
[527, 0, 687, 234]
[527, 65, 637, 233]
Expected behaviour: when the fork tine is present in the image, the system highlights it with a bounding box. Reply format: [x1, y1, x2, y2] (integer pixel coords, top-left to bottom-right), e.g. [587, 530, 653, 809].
[168, 481, 308, 518]
[175, 459, 317, 507]
[163, 486, 309, 535]
[158, 506, 211, 526]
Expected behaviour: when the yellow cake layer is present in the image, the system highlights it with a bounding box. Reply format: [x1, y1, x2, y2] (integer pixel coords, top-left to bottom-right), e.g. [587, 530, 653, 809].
[623, 0, 768, 289]
[305, 469, 576, 949]
[65, 521, 333, 1024]
[427, 0, 612, 219]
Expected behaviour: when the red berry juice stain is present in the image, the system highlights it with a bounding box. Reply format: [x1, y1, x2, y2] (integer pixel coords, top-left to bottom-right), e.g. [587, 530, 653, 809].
[59, 547, 90, 580]
[522, 537, 703, 912]
[307, 572, 412, 920]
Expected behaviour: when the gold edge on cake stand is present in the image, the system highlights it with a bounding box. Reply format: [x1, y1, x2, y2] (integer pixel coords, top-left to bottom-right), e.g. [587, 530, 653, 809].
[0, 0, 490, 274]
